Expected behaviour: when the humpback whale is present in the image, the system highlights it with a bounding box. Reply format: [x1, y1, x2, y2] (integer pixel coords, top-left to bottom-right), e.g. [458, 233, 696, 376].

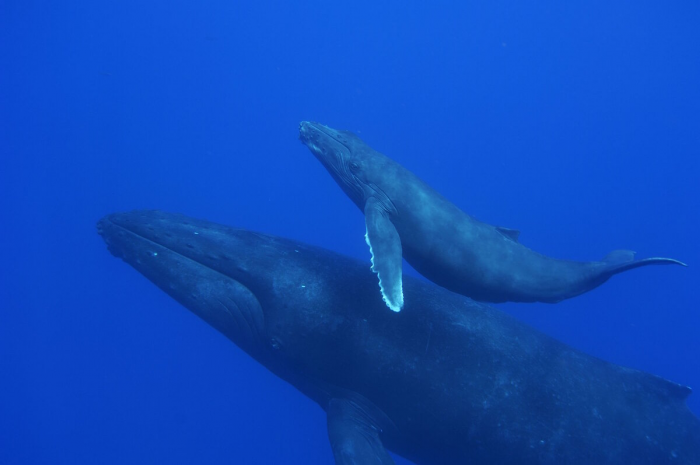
[299, 121, 686, 312]
[98, 210, 700, 465]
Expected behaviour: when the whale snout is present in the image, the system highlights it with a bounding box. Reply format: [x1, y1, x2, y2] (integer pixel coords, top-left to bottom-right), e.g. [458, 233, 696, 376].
[298, 121, 309, 140]
[299, 121, 333, 161]
[298, 121, 325, 146]
[298, 120, 312, 136]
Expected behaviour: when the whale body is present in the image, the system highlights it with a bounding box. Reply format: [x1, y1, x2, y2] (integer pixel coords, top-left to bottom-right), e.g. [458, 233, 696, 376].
[299, 121, 686, 311]
[98, 210, 699, 464]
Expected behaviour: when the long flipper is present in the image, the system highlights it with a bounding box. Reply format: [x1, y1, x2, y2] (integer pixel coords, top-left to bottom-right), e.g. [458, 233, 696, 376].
[327, 398, 396, 465]
[364, 198, 404, 312]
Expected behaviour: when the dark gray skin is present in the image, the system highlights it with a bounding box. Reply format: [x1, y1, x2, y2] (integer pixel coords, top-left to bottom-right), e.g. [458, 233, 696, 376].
[299, 121, 686, 311]
[98, 210, 700, 465]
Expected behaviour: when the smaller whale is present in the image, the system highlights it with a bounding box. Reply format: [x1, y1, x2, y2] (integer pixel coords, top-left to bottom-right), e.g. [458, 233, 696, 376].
[299, 121, 686, 311]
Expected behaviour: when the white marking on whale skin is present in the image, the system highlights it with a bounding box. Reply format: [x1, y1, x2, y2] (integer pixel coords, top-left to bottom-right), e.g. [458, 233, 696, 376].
[365, 228, 403, 312]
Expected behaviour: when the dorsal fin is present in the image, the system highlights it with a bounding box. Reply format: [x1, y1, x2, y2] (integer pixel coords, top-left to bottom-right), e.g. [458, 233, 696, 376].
[622, 367, 693, 402]
[496, 226, 520, 242]
[656, 379, 693, 401]
[603, 249, 636, 264]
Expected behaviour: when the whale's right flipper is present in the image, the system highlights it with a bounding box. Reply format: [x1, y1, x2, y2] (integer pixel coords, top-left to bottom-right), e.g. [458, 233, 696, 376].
[364, 198, 404, 312]
[327, 398, 396, 465]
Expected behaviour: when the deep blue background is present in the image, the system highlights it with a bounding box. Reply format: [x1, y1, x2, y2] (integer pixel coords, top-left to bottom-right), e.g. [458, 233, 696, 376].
[1, 1, 698, 463]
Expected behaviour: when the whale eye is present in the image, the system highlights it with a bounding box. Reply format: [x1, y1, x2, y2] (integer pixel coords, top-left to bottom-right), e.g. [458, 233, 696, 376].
[349, 162, 360, 173]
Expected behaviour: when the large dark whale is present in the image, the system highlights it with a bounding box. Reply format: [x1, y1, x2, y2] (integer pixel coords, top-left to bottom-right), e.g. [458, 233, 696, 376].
[299, 121, 686, 311]
[98, 210, 699, 464]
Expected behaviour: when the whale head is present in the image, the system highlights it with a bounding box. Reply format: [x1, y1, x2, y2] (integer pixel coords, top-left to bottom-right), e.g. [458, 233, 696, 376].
[97, 210, 409, 414]
[97, 210, 362, 369]
[299, 121, 387, 208]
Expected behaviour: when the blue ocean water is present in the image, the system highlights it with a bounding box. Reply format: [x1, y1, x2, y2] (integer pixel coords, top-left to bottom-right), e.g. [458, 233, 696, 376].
[1, 1, 698, 463]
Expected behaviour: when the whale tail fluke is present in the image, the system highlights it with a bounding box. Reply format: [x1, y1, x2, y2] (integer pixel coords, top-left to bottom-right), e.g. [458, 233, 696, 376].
[603, 249, 687, 276]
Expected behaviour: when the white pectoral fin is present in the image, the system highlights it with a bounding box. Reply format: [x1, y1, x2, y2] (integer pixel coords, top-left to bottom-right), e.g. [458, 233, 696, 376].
[364, 199, 404, 312]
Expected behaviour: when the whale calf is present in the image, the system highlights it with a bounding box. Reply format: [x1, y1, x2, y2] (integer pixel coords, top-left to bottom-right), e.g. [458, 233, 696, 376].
[299, 121, 686, 311]
[98, 210, 699, 464]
